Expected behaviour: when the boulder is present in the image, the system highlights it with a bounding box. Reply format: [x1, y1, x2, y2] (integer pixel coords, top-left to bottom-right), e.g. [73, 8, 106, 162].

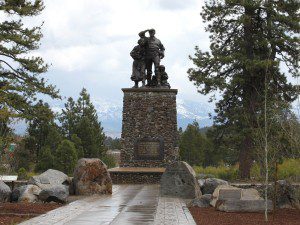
[11, 185, 41, 203]
[276, 180, 300, 209]
[202, 178, 228, 194]
[188, 194, 212, 208]
[0, 181, 11, 202]
[73, 158, 112, 195]
[216, 199, 273, 212]
[28, 169, 69, 190]
[241, 188, 263, 200]
[160, 161, 202, 199]
[210, 184, 240, 207]
[38, 185, 69, 203]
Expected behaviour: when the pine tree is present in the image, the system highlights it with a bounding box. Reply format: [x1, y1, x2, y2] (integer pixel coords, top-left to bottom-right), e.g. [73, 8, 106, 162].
[55, 139, 77, 175]
[26, 100, 61, 161]
[0, 0, 59, 121]
[179, 121, 206, 166]
[188, 0, 299, 178]
[36, 146, 54, 172]
[59, 97, 78, 138]
[60, 88, 106, 158]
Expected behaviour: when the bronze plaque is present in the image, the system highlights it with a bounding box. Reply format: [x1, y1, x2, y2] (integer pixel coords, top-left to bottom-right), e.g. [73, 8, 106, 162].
[134, 138, 164, 160]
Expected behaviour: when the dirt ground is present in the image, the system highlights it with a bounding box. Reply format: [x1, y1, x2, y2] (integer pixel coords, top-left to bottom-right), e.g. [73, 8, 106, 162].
[0, 203, 61, 225]
[189, 207, 300, 225]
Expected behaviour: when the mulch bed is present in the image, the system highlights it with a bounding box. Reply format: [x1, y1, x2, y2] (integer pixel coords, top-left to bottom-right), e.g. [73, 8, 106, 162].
[0, 203, 61, 225]
[189, 207, 300, 225]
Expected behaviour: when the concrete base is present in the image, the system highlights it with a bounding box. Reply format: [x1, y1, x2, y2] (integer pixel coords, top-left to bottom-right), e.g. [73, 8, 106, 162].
[108, 167, 165, 184]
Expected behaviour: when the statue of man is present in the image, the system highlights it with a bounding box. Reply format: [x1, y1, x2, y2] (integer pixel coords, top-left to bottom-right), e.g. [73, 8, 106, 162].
[139, 29, 165, 86]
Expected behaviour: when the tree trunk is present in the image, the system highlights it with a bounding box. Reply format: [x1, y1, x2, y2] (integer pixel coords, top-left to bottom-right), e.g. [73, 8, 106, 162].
[239, 135, 253, 178]
[240, 5, 256, 179]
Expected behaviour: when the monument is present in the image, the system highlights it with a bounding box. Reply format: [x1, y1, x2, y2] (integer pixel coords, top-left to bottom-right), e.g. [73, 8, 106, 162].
[109, 29, 179, 183]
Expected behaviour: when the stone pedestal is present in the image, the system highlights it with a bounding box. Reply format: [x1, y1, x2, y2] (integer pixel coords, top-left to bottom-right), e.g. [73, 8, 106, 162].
[120, 88, 179, 167]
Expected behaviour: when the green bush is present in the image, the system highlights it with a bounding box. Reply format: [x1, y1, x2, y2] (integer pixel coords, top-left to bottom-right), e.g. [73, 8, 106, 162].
[193, 164, 239, 181]
[250, 158, 300, 182]
[101, 154, 116, 169]
[278, 158, 300, 181]
[17, 167, 28, 180]
[55, 140, 78, 175]
[250, 162, 261, 180]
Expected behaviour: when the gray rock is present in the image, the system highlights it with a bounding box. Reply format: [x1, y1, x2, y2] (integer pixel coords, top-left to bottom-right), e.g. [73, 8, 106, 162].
[28, 169, 69, 190]
[276, 180, 300, 209]
[202, 178, 228, 194]
[160, 161, 202, 199]
[198, 179, 205, 188]
[241, 188, 263, 200]
[188, 194, 212, 208]
[11, 185, 41, 203]
[216, 199, 273, 212]
[0, 181, 11, 202]
[39, 185, 69, 203]
[210, 184, 240, 207]
[73, 158, 112, 195]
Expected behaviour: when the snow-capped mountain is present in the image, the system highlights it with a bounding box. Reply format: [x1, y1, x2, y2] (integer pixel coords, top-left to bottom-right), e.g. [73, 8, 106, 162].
[12, 98, 215, 137]
[91, 98, 214, 137]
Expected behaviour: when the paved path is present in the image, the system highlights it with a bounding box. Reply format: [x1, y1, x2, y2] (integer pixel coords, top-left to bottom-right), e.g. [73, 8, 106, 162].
[20, 185, 196, 225]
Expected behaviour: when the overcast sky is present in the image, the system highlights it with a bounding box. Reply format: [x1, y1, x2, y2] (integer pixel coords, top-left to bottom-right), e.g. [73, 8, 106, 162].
[24, 0, 212, 104]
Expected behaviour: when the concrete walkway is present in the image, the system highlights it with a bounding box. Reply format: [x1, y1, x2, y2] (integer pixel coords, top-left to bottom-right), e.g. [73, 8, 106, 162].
[20, 185, 196, 225]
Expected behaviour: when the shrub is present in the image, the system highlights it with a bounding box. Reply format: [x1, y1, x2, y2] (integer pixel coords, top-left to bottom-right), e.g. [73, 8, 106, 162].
[193, 164, 239, 181]
[17, 167, 28, 180]
[101, 154, 116, 169]
[36, 146, 54, 172]
[55, 140, 78, 175]
[278, 158, 300, 181]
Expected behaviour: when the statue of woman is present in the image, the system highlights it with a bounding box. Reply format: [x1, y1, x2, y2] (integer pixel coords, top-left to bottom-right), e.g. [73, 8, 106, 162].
[130, 38, 147, 88]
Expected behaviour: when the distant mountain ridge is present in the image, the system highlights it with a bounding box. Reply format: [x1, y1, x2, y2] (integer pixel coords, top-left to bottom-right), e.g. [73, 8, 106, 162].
[91, 98, 214, 137]
[13, 98, 215, 137]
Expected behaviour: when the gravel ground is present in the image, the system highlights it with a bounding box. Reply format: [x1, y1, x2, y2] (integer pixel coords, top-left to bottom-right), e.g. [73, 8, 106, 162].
[0, 203, 61, 225]
[189, 207, 300, 225]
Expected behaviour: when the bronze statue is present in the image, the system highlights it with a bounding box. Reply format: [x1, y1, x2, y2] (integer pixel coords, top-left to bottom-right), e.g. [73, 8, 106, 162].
[130, 38, 146, 88]
[130, 29, 170, 88]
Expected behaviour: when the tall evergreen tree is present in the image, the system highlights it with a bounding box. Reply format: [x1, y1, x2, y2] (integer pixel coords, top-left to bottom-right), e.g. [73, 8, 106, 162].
[0, 0, 59, 150]
[0, 0, 59, 120]
[188, 0, 299, 178]
[26, 100, 61, 162]
[59, 97, 78, 138]
[55, 139, 77, 175]
[179, 121, 207, 166]
[60, 88, 106, 158]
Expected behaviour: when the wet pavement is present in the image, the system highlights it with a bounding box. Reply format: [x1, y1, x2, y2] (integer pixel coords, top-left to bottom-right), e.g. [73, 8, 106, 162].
[20, 184, 196, 225]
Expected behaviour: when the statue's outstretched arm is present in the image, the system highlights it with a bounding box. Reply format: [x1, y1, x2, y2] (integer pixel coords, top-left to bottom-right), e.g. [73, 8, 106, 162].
[138, 30, 148, 37]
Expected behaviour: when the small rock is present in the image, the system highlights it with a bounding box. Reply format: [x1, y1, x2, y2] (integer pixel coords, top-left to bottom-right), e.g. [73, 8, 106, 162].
[202, 178, 228, 194]
[73, 158, 112, 195]
[0, 181, 11, 202]
[160, 161, 202, 199]
[198, 179, 205, 188]
[188, 194, 212, 208]
[12, 185, 41, 203]
[39, 185, 69, 203]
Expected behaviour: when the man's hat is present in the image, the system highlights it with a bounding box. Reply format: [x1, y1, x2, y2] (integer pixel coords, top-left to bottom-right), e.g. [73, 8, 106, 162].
[149, 28, 155, 32]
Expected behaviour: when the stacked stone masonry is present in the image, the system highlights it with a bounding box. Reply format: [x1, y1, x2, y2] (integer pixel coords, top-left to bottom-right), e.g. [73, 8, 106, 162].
[120, 88, 179, 167]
